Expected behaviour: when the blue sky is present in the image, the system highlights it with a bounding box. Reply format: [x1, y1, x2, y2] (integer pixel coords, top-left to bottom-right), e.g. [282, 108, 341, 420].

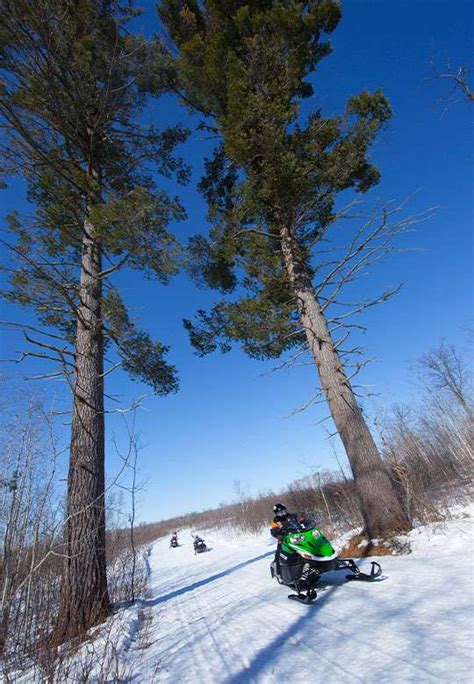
[1, 0, 473, 522]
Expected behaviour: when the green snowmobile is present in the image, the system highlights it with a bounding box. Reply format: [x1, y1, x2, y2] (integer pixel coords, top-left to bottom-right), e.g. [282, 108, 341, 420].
[270, 517, 382, 603]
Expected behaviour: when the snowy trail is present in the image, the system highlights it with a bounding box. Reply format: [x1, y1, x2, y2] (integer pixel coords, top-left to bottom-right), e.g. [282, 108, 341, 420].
[121, 515, 474, 683]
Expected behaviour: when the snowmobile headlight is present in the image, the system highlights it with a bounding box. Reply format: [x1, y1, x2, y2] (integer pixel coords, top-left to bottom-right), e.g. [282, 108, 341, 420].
[290, 535, 306, 543]
[312, 530, 322, 539]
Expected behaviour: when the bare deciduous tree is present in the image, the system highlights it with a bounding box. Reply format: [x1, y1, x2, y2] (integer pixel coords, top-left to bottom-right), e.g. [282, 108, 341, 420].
[418, 341, 473, 419]
[428, 59, 474, 111]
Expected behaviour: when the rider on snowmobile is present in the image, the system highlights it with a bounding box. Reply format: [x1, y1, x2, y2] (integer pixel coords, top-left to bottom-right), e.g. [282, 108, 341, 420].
[192, 533, 207, 553]
[270, 503, 300, 569]
[270, 503, 298, 540]
[269, 503, 382, 603]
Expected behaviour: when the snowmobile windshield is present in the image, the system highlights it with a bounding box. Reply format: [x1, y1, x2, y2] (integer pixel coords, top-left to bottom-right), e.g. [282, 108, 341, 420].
[295, 518, 318, 532]
[282, 517, 317, 533]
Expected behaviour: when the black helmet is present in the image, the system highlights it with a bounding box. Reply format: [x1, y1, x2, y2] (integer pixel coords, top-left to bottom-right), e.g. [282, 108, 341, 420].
[273, 503, 287, 514]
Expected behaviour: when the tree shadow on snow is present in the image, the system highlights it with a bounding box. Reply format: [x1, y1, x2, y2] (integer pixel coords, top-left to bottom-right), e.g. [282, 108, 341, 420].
[143, 550, 275, 608]
[224, 584, 340, 684]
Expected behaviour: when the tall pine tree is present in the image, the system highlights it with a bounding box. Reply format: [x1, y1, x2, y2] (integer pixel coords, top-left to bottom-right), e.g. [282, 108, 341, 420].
[160, 0, 410, 537]
[0, 0, 187, 641]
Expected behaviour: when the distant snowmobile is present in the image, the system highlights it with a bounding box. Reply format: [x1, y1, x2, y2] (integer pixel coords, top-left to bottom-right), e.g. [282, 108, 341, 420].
[193, 535, 207, 554]
[170, 532, 179, 548]
[271, 517, 382, 604]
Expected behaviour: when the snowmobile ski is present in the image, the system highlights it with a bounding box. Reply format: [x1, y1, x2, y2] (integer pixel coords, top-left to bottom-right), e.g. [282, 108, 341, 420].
[288, 588, 317, 604]
[344, 560, 382, 581]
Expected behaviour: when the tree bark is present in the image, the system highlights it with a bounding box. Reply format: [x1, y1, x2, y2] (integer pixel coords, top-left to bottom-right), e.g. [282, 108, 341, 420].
[280, 225, 410, 538]
[51, 217, 109, 643]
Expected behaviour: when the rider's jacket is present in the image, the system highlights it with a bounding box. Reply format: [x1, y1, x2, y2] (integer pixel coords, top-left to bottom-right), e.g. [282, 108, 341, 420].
[270, 513, 298, 541]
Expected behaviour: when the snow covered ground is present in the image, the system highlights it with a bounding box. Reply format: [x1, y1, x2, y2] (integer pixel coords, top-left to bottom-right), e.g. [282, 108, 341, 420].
[17, 508, 474, 683]
[99, 510, 474, 684]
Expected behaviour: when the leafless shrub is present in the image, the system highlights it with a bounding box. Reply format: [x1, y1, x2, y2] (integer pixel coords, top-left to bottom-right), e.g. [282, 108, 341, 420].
[418, 341, 473, 418]
[0, 390, 64, 677]
[107, 546, 150, 605]
[381, 400, 472, 523]
[380, 341, 473, 523]
[0, 394, 151, 681]
[29, 609, 136, 683]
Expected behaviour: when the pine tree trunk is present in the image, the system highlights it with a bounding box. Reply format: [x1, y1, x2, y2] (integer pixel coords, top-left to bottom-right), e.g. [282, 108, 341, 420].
[280, 225, 410, 538]
[51, 219, 109, 643]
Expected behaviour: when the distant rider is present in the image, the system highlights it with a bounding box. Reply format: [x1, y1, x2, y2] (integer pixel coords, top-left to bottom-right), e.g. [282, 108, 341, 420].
[170, 531, 179, 547]
[192, 533, 207, 554]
